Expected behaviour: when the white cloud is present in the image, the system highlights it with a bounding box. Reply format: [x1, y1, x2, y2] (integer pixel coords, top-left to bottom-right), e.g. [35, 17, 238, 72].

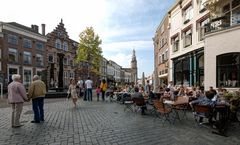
[102, 40, 153, 52]
[105, 53, 132, 68]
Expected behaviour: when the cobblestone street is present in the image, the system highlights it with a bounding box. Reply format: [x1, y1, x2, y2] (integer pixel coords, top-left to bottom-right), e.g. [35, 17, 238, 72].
[0, 98, 239, 145]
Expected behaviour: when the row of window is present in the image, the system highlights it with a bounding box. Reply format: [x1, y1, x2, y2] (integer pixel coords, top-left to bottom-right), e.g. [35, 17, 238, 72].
[172, 18, 209, 52]
[158, 50, 168, 64]
[8, 67, 43, 88]
[159, 69, 168, 75]
[182, 0, 207, 25]
[55, 39, 68, 51]
[7, 34, 44, 50]
[211, 0, 240, 30]
[48, 54, 74, 66]
[64, 71, 75, 78]
[8, 48, 44, 66]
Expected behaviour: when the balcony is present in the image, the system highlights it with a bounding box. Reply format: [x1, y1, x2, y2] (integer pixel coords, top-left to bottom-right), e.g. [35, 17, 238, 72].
[205, 0, 240, 33]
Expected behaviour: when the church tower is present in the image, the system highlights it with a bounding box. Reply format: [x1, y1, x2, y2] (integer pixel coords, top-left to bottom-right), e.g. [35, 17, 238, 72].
[131, 49, 138, 85]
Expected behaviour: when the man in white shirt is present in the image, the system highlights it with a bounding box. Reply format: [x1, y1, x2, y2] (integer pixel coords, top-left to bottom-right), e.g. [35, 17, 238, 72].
[85, 77, 93, 101]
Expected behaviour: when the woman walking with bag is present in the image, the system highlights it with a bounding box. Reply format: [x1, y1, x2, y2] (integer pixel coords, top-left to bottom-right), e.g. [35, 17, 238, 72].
[100, 79, 107, 101]
[68, 79, 78, 108]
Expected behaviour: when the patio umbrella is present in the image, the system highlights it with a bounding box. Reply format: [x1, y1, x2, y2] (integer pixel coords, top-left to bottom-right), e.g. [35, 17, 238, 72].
[142, 72, 145, 87]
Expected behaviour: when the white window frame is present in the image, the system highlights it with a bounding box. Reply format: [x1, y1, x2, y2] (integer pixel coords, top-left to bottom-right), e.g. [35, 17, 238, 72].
[183, 6, 193, 23]
[36, 42, 44, 50]
[162, 54, 165, 62]
[36, 54, 44, 66]
[183, 29, 192, 47]
[172, 36, 179, 52]
[158, 54, 162, 64]
[23, 38, 32, 48]
[55, 39, 61, 49]
[23, 51, 32, 64]
[165, 49, 168, 60]
[23, 67, 33, 88]
[63, 41, 68, 51]
[8, 34, 18, 45]
[199, 0, 207, 12]
[8, 48, 18, 63]
[198, 18, 210, 41]
[7, 65, 19, 82]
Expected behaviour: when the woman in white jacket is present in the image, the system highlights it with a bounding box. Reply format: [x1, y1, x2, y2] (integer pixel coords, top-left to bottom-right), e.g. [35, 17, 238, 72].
[68, 79, 78, 108]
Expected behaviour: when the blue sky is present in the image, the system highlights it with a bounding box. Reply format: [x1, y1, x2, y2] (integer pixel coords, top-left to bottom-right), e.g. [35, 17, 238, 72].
[101, 0, 175, 78]
[0, 0, 176, 78]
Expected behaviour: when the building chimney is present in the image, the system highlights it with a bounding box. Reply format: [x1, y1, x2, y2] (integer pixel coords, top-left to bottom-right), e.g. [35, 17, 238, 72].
[35, 25, 39, 33]
[41, 24, 45, 35]
[31, 24, 39, 33]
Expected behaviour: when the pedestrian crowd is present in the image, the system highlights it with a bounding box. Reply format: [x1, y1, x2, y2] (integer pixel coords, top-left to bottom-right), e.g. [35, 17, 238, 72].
[6, 74, 240, 128]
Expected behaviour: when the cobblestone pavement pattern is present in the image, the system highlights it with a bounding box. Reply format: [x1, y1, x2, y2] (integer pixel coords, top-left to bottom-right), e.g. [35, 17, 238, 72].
[0, 98, 240, 145]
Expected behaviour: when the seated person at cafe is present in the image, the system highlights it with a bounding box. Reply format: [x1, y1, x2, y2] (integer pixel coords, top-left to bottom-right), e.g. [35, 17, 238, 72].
[161, 88, 174, 101]
[131, 87, 147, 115]
[190, 91, 216, 123]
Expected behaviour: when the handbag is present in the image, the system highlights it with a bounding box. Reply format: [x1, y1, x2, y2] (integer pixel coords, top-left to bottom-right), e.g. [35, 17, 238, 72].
[67, 89, 71, 99]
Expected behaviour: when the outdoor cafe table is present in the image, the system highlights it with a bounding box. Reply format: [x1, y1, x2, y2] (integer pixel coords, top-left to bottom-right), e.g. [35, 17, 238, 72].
[212, 104, 230, 136]
[163, 98, 189, 122]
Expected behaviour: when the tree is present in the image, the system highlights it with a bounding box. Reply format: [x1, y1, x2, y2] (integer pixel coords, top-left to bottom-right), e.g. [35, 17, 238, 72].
[76, 27, 102, 76]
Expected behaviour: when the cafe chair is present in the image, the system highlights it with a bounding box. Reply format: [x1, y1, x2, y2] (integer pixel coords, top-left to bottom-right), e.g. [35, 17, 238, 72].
[173, 96, 189, 119]
[153, 100, 172, 125]
[132, 97, 146, 114]
[124, 97, 134, 112]
[193, 104, 213, 126]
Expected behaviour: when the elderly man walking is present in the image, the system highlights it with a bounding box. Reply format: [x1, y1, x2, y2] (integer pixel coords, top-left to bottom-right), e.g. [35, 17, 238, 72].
[28, 75, 46, 123]
[8, 74, 28, 128]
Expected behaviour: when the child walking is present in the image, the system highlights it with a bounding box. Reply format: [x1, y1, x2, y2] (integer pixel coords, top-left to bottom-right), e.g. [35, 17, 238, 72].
[96, 86, 101, 101]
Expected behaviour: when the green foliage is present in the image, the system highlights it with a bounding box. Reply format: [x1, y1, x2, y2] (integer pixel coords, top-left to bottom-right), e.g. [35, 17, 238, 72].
[76, 27, 103, 73]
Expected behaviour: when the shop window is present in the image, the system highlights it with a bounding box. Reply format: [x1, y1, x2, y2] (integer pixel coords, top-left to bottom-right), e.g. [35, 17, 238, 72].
[217, 53, 240, 87]
[174, 58, 190, 86]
